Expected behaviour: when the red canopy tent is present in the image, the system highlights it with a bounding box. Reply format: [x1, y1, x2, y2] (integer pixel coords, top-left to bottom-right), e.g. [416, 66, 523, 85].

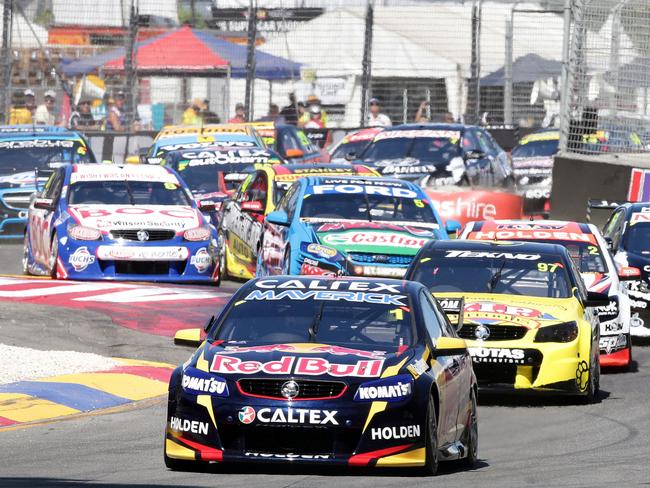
[103, 26, 230, 76]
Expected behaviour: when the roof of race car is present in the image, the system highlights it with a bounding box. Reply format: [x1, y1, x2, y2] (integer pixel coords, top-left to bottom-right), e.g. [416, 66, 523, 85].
[0, 125, 84, 140]
[69, 163, 178, 183]
[242, 275, 417, 297]
[419, 238, 568, 256]
[155, 124, 258, 140]
[301, 175, 418, 189]
[516, 128, 560, 145]
[387, 123, 472, 131]
[466, 220, 597, 243]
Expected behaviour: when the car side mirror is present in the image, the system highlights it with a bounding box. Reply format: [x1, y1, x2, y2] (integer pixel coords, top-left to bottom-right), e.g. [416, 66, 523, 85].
[445, 219, 462, 235]
[33, 197, 55, 211]
[198, 200, 217, 212]
[241, 200, 264, 213]
[464, 150, 486, 161]
[285, 148, 304, 159]
[432, 336, 467, 357]
[266, 210, 290, 226]
[174, 328, 204, 347]
[618, 266, 641, 281]
[584, 291, 610, 308]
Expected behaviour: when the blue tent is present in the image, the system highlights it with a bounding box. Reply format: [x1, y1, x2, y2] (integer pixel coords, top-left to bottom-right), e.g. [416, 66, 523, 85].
[481, 53, 562, 86]
[61, 27, 301, 81]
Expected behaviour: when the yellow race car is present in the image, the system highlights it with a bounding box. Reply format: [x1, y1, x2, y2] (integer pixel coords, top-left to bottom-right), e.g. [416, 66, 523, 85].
[218, 163, 378, 280]
[405, 240, 607, 402]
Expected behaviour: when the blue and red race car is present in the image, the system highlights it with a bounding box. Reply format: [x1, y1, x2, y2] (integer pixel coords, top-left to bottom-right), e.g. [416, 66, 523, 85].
[165, 276, 477, 474]
[23, 164, 220, 283]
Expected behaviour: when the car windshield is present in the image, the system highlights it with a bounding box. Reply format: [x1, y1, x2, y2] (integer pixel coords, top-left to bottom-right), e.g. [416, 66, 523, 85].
[330, 139, 373, 161]
[535, 240, 606, 273]
[0, 140, 94, 174]
[213, 294, 415, 350]
[68, 180, 191, 206]
[410, 251, 572, 298]
[174, 161, 255, 195]
[625, 224, 650, 255]
[300, 188, 436, 223]
[362, 136, 461, 164]
[512, 139, 559, 158]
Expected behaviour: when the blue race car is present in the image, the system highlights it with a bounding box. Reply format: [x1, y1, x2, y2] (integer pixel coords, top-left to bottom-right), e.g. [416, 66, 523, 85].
[23, 163, 220, 283]
[257, 176, 459, 278]
[0, 125, 96, 239]
[165, 275, 477, 474]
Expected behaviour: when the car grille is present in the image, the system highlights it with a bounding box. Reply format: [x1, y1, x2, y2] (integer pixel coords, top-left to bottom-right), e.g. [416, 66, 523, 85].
[109, 229, 176, 241]
[238, 379, 347, 400]
[347, 252, 413, 266]
[1, 191, 33, 210]
[458, 324, 528, 341]
[112, 260, 187, 275]
[219, 424, 361, 457]
[473, 363, 541, 387]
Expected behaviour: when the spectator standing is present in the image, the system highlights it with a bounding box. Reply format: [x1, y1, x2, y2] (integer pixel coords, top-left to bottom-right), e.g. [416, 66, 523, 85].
[279, 93, 299, 125]
[228, 103, 246, 123]
[69, 99, 96, 130]
[415, 100, 430, 123]
[106, 91, 128, 131]
[8, 90, 33, 124]
[181, 98, 205, 126]
[367, 98, 391, 127]
[258, 104, 286, 124]
[201, 99, 221, 124]
[299, 95, 328, 127]
[24, 89, 36, 119]
[304, 104, 325, 129]
[34, 90, 57, 125]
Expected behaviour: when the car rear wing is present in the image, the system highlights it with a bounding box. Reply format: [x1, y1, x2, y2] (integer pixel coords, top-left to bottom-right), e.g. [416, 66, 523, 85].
[436, 296, 465, 331]
[586, 198, 631, 222]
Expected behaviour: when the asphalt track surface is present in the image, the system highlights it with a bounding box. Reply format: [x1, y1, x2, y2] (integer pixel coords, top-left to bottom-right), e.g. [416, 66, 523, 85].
[1, 242, 650, 487]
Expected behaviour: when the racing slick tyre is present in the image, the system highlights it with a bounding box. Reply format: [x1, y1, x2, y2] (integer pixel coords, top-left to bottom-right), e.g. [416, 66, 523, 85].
[22, 232, 30, 275]
[462, 389, 479, 467]
[48, 233, 59, 279]
[218, 232, 228, 280]
[579, 350, 600, 404]
[422, 395, 439, 476]
[163, 450, 195, 472]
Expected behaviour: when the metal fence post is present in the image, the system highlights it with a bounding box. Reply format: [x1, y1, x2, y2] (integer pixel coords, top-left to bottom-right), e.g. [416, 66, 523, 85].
[124, 1, 138, 128]
[1, 0, 12, 123]
[244, 0, 257, 122]
[360, 0, 374, 127]
[559, 0, 574, 153]
[504, 16, 513, 126]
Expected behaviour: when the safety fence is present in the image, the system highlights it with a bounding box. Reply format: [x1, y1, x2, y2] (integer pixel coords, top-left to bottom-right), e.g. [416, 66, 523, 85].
[1, 0, 566, 135]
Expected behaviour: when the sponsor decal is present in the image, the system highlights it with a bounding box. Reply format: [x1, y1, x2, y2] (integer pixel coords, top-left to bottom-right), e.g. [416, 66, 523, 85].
[354, 375, 412, 402]
[427, 190, 523, 225]
[469, 347, 525, 364]
[306, 243, 338, 259]
[374, 129, 460, 140]
[190, 247, 212, 273]
[244, 288, 406, 306]
[68, 246, 95, 271]
[575, 360, 589, 391]
[599, 334, 627, 354]
[238, 407, 338, 425]
[630, 212, 650, 225]
[371, 425, 421, 441]
[445, 250, 541, 260]
[300, 261, 336, 277]
[159, 141, 256, 152]
[407, 358, 429, 378]
[0, 139, 74, 149]
[357, 265, 407, 278]
[223, 344, 385, 359]
[170, 416, 209, 435]
[518, 131, 560, 144]
[96, 246, 189, 262]
[212, 355, 384, 378]
[310, 184, 417, 199]
[254, 279, 402, 293]
[244, 452, 331, 460]
[181, 369, 228, 396]
[316, 222, 436, 234]
[321, 231, 428, 249]
[70, 168, 179, 184]
[629, 298, 648, 309]
[470, 230, 593, 243]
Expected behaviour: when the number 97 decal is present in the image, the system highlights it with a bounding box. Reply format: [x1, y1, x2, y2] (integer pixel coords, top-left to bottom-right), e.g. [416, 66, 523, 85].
[537, 262, 563, 272]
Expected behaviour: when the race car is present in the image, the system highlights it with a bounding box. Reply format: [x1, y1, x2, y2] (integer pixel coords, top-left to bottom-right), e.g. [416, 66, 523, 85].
[165, 276, 477, 474]
[160, 144, 284, 227]
[0, 125, 97, 239]
[23, 164, 220, 283]
[460, 219, 633, 368]
[328, 127, 384, 163]
[594, 201, 650, 338]
[241, 122, 323, 163]
[219, 164, 378, 280]
[405, 240, 606, 401]
[511, 129, 559, 216]
[356, 123, 512, 187]
[257, 176, 459, 279]
[145, 124, 266, 164]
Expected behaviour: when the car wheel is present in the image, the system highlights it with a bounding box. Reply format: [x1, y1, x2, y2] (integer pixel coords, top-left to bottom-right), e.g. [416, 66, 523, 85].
[579, 353, 598, 404]
[218, 232, 228, 279]
[422, 395, 439, 476]
[163, 450, 194, 471]
[462, 389, 478, 467]
[22, 232, 31, 275]
[48, 234, 59, 279]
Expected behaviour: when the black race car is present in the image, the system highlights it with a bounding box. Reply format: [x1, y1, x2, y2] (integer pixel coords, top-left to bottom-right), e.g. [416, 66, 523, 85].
[165, 276, 478, 474]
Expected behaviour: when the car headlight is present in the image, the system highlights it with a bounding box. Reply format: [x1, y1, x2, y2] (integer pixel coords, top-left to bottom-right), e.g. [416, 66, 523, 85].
[534, 321, 578, 343]
[67, 223, 102, 241]
[354, 374, 413, 402]
[184, 226, 211, 242]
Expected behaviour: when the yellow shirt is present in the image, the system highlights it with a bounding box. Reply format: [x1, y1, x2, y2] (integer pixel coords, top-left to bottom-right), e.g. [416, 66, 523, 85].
[8, 107, 33, 124]
[181, 108, 202, 126]
[299, 109, 328, 127]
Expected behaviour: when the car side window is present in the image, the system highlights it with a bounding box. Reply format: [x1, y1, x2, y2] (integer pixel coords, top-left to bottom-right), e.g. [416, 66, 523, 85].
[429, 295, 458, 337]
[461, 130, 481, 153]
[419, 290, 443, 341]
[603, 209, 623, 239]
[566, 256, 588, 302]
[234, 174, 255, 203]
[476, 130, 495, 155]
[280, 130, 302, 153]
[276, 183, 299, 215]
[43, 169, 64, 202]
[243, 172, 268, 204]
